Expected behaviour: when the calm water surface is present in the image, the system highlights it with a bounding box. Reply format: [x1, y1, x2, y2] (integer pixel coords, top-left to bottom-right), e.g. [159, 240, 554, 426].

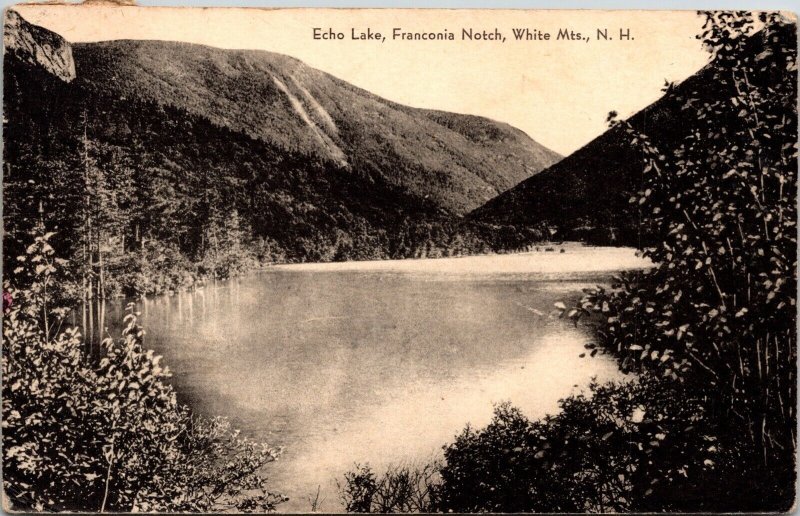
[101, 247, 647, 512]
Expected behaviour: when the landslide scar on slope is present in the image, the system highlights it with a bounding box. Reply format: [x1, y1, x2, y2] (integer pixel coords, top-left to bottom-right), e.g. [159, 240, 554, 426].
[289, 75, 339, 137]
[271, 75, 347, 166]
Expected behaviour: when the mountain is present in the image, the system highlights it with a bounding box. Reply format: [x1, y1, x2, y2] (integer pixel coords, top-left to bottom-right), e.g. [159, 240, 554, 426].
[470, 23, 796, 245]
[470, 75, 715, 245]
[71, 39, 560, 215]
[3, 10, 558, 289]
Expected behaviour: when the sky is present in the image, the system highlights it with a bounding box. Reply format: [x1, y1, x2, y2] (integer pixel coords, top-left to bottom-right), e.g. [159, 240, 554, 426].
[15, 6, 712, 155]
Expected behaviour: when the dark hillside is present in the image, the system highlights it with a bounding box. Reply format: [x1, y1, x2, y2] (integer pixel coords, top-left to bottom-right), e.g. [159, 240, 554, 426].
[470, 24, 796, 246]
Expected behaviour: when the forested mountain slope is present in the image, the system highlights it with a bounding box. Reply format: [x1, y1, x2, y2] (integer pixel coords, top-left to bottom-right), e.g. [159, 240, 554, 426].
[72, 39, 560, 215]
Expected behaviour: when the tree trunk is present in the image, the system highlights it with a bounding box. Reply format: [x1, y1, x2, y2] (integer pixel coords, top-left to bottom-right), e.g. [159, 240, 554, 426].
[98, 233, 106, 301]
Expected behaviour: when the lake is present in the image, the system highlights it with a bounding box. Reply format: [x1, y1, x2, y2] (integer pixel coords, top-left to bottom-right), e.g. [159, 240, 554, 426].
[100, 245, 648, 512]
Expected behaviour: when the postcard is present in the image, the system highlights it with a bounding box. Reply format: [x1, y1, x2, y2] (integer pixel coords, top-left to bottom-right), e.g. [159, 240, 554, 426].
[2, 5, 796, 513]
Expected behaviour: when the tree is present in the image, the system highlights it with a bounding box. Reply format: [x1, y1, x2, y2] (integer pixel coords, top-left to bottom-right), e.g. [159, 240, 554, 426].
[563, 10, 796, 505]
[200, 207, 253, 280]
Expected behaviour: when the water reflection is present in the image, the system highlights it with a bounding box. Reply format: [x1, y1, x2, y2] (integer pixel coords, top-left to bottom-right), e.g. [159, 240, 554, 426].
[75, 250, 644, 512]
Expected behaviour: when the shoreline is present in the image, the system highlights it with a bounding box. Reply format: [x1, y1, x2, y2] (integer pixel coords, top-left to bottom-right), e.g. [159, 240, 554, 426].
[269, 243, 652, 275]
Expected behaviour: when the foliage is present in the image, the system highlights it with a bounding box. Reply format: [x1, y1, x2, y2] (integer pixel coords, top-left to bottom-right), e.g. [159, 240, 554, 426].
[339, 462, 440, 513]
[565, 9, 796, 479]
[437, 376, 785, 512]
[198, 209, 257, 280]
[108, 240, 198, 297]
[2, 234, 285, 512]
[542, 11, 798, 510]
[343, 373, 791, 513]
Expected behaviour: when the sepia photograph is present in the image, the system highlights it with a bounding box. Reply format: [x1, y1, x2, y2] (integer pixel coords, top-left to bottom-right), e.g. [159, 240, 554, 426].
[2, 5, 797, 513]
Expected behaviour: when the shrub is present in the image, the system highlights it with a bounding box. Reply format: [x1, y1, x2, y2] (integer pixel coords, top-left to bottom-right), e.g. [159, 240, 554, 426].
[437, 376, 785, 513]
[338, 462, 440, 513]
[2, 232, 285, 512]
[343, 374, 789, 513]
